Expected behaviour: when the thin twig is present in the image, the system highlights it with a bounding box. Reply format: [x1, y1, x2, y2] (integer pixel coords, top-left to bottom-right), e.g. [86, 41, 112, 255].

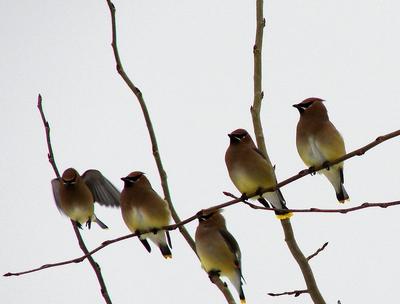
[243, 200, 400, 214]
[307, 242, 329, 261]
[104, 1, 235, 303]
[37, 95, 60, 179]
[5, 198, 398, 277]
[268, 289, 309, 297]
[36, 95, 113, 304]
[267, 240, 330, 299]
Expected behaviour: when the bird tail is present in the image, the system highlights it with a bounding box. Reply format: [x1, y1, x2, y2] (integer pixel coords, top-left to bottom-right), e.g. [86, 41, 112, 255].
[229, 271, 246, 304]
[336, 184, 349, 203]
[138, 236, 152, 253]
[262, 190, 293, 220]
[239, 287, 246, 304]
[324, 167, 350, 203]
[93, 215, 108, 229]
[159, 243, 172, 259]
[148, 230, 172, 259]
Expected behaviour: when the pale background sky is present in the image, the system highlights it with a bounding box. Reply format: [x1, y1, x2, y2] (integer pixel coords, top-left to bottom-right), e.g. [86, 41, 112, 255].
[1, 1, 400, 303]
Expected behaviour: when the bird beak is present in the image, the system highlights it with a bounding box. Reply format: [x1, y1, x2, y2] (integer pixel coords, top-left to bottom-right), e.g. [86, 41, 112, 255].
[292, 103, 304, 114]
[121, 177, 128, 182]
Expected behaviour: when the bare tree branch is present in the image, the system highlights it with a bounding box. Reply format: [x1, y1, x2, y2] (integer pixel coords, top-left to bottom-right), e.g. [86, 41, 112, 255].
[37, 95, 60, 179]
[5, 116, 399, 278]
[104, 1, 235, 303]
[105, 0, 194, 253]
[36, 95, 113, 304]
[307, 242, 329, 261]
[266, 240, 329, 300]
[268, 289, 308, 297]
[272, 129, 400, 192]
[250, 0, 270, 164]
[243, 200, 400, 214]
[5, 198, 399, 277]
[250, 1, 326, 303]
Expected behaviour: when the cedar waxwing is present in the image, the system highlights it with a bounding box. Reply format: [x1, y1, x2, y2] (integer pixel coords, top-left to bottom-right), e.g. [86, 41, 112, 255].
[225, 128, 292, 220]
[293, 97, 349, 203]
[120, 171, 172, 259]
[51, 168, 120, 229]
[195, 211, 246, 304]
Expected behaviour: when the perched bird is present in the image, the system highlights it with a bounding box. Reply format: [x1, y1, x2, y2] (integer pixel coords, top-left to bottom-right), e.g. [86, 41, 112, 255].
[120, 171, 172, 259]
[293, 97, 349, 202]
[51, 168, 120, 229]
[225, 128, 292, 219]
[195, 211, 246, 304]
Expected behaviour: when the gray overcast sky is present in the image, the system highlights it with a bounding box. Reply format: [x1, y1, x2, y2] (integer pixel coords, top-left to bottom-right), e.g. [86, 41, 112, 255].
[2, 1, 400, 303]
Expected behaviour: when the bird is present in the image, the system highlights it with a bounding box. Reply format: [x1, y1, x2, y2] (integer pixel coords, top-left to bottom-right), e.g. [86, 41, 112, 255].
[51, 168, 120, 229]
[225, 128, 292, 220]
[195, 211, 246, 304]
[293, 97, 349, 203]
[120, 171, 172, 259]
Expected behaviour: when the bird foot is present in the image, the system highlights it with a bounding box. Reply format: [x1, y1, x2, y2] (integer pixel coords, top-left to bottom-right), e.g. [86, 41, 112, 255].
[85, 219, 92, 229]
[75, 221, 83, 229]
[208, 270, 221, 281]
[240, 193, 249, 201]
[309, 166, 317, 175]
[322, 161, 330, 170]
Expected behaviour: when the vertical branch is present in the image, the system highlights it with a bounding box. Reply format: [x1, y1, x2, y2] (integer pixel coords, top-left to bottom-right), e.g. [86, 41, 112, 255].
[37, 95, 61, 179]
[105, 0, 194, 252]
[104, 2, 236, 303]
[250, 0, 270, 164]
[37, 95, 113, 304]
[250, 2, 326, 304]
[281, 220, 325, 303]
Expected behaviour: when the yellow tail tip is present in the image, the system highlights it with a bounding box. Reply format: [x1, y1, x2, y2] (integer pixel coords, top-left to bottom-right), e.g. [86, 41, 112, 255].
[163, 255, 172, 259]
[276, 212, 293, 220]
[240, 299, 246, 304]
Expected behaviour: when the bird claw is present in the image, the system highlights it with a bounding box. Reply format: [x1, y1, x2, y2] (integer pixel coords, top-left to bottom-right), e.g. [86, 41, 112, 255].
[240, 193, 249, 201]
[208, 270, 221, 281]
[322, 161, 330, 170]
[309, 166, 316, 175]
[75, 221, 83, 229]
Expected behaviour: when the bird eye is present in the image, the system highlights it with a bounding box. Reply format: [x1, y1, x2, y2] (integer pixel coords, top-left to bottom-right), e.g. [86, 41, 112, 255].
[62, 179, 76, 185]
[300, 101, 313, 108]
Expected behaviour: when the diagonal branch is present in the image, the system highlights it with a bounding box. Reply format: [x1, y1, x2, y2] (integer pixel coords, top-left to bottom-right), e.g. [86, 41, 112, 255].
[105, 0, 193, 253]
[104, 1, 235, 303]
[6, 112, 399, 278]
[36, 95, 113, 304]
[243, 200, 400, 214]
[268, 289, 308, 297]
[5, 198, 399, 277]
[307, 242, 329, 261]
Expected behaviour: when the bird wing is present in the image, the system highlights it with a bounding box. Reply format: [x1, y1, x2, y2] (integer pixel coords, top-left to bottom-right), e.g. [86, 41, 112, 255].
[315, 122, 346, 162]
[219, 228, 241, 268]
[51, 178, 63, 213]
[82, 170, 120, 207]
[252, 147, 267, 161]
